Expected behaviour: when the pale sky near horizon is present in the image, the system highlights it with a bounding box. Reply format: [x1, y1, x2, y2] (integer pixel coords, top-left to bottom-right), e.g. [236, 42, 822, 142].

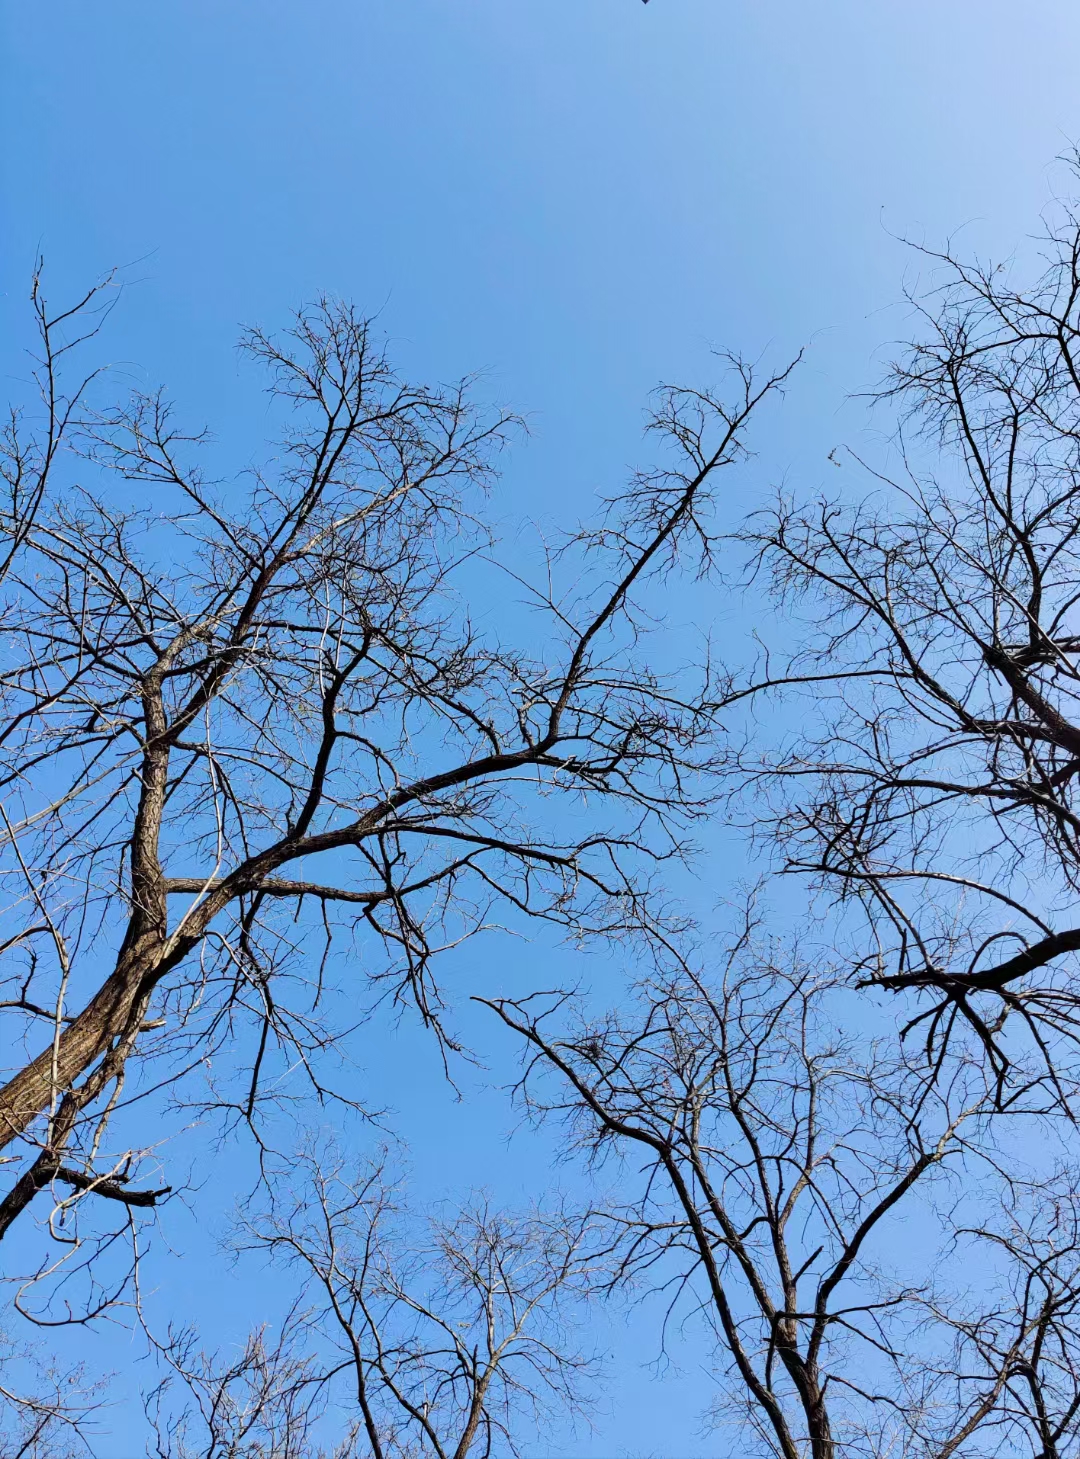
[4, 4, 1080, 1455]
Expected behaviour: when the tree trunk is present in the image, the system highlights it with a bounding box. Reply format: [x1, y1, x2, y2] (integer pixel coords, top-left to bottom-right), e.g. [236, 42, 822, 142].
[0, 944, 154, 1153]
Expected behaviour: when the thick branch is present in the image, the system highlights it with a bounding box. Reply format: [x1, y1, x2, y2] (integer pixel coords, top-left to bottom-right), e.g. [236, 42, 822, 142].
[873, 926, 1080, 994]
[53, 1165, 170, 1207]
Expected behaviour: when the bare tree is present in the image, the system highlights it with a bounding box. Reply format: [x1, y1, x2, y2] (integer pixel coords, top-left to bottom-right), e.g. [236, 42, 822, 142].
[146, 1320, 330, 1459]
[0, 263, 117, 591]
[137, 946, 1080, 1459]
[484, 928, 1034, 1459]
[901, 1178, 1080, 1459]
[0, 274, 796, 1267]
[147, 1157, 605, 1459]
[727, 158, 1080, 1094]
[0, 1323, 101, 1459]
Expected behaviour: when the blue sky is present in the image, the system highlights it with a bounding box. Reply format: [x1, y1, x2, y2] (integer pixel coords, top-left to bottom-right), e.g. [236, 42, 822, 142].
[4, 2, 1080, 1455]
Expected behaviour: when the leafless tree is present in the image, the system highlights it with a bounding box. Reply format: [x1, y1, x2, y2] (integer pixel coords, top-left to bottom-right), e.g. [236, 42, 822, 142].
[0, 269, 796, 1278]
[0, 1323, 101, 1459]
[727, 157, 1080, 1095]
[146, 1156, 606, 1459]
[483, 925, 1058, 1459]
[133, 941, 1080, 1459]
[145, 1319, 331, 1459]
[900, 1177, 1080, 1459]
[0, 264, 116, 592]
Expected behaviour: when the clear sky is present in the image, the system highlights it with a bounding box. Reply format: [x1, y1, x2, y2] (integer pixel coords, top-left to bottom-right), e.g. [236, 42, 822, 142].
[4, 3, 1080, 1456]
